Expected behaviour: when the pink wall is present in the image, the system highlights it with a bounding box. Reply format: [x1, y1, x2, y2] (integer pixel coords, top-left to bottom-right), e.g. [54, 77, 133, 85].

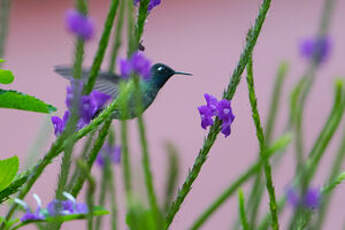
[1, 0, 345, 229]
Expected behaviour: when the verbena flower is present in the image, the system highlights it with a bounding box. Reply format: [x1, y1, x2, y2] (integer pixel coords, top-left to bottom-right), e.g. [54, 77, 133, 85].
[198, 94, 235, 137]
[47, 192, 88, 216]
[51, 82, 111, 136]
[118, 51, 152, 80]
[15, 194, 45, 222]
[134, 0, 161, 12]
[286, 186, 321, 210]
[303, 187, 321, 209]
[66, 9, 94, 41]
[96, 143, 121, 167]
[299, 36, 331, 64]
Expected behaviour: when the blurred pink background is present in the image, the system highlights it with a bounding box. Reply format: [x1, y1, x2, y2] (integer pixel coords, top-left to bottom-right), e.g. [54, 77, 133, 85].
[1, 0, 345, 229]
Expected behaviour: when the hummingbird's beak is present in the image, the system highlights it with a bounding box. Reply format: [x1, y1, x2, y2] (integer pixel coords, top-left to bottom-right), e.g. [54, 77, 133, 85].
[174, 71, 193, 76]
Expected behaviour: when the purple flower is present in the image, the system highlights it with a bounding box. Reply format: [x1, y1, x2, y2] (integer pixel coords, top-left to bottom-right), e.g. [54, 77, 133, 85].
[51, 82, 111, 136]
[204, 93, 218, 114]
[15, 194, 45, 222]
[131, 52, 151, 79]
[299, 36, 331, 64]
[47, 192, 88, 216]
[79, 95, 97, 124]
[286, 186, 321, 210]
[198, 94, 235, 138]
[97, 144, 121, 167]
[66, 80, 83, 108]
[118, 52, 152, 80]
[198, 105, 214, 129]
[286, 187, 299, 207]
[217, 99, 235, 123]
[66, 10, 94, 41]
[47, 200, 74, 216]
[303, 187, 321, 209]
[51, 111, 70, 136]
[134, 0, 161, 12]
[119, 59, 132, 78]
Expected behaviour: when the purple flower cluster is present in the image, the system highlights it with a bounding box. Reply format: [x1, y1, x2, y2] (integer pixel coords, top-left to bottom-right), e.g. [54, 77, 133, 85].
[134, 0, 161, 12]
[299, 36, 331, 64]
[286, 187, 321, 209]
[51, 81, 111, 136]
[66, 9, 94, 41]
[96, 143, 121, 167]
[16, 193, 88, 222]
[198, 93, 235, 137]
[119, 51, 152, 80]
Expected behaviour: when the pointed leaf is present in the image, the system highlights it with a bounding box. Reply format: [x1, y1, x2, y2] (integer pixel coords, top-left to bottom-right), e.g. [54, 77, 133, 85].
[0, 89, 57, 113]
[0, 69, 15, 84]
[0, 156, 19, 192]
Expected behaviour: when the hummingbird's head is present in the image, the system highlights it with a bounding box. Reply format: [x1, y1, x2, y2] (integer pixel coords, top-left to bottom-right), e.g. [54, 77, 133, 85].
[150, 63, 192, 88]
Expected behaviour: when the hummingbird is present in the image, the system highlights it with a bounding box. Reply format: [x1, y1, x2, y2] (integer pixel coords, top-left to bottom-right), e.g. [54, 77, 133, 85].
[54, 63, 192, 119]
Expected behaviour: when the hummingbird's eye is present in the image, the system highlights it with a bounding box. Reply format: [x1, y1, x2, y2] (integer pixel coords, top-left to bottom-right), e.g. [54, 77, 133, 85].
[157, 66, 164, 72]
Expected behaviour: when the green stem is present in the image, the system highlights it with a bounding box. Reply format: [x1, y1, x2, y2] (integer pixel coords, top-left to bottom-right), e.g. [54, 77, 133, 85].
[315, 128, 345, 230]
[76, 160, 96, 230]
[189, 133, 291, 230]
[94, 161, 109, 230]
[246, 57, 279, 230]
[126, 0, 136, 56]
[135, 0, 150, 46]
[108, 0, 125, 73]
[163, 142, 180, 213]
[120, 111, 132, 196]
[0, 0, 11, 66]
[83, 0, 120, 94]
[244, 61, 288, 230]
[107, 162, 118, 230]
[238, 189, 249, 230]
[134, 77, 163, 228]
[70, 119, 112, 197]
[165, 0, 272, 228]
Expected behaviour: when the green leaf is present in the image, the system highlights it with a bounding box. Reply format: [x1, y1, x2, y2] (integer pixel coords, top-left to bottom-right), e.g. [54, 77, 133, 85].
[0, 89, 57, 113]
[0, 69, 14, 84]
[0, 59, 5, 63]
[0, 156, 19, 192]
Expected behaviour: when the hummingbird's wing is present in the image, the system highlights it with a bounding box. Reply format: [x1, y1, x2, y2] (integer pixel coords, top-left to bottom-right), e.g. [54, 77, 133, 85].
[54, 66, 121, 99]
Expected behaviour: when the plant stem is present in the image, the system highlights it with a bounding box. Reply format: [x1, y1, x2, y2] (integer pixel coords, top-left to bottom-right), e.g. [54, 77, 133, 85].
[246, 57, 279, 230]
[189, 133, 291, 230]
[107, 162, 118, 230]
[126, 0, 136, 56]
[108, 0, 125, 73]
[0, 0, 11, 66]
[70, 119, 112, 197]
[94, 160, 109, 230]
[164, 0, 272, 228]
[315, 128, 345, 230]
[83, 0, 120, 94]
[238, 189, 249, 230]
[245, 61, 288, 230]
[135, 0, 150, 46]
[163, 142, 180, 213]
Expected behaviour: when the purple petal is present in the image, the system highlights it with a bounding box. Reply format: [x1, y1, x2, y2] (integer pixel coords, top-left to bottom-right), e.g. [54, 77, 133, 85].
[79, 95, 97, 124]
[303, 187, 321, 209]
[66, 10, 94, 41]
[90, 90, 111, 110]
[221, 121, 231, 137]
[130, 52, 152, 79]
[217, 99, 235, 123]
[204, 93, 218, 114]
[112, 146, 121, 164]
[286, 187, 300, 207]
[75, 203, 88, 214]
[119, 59, 132, 78]
[21, 210, 44, 222]
[51, 116, 64, 136]
[198, 105, 214, 129]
